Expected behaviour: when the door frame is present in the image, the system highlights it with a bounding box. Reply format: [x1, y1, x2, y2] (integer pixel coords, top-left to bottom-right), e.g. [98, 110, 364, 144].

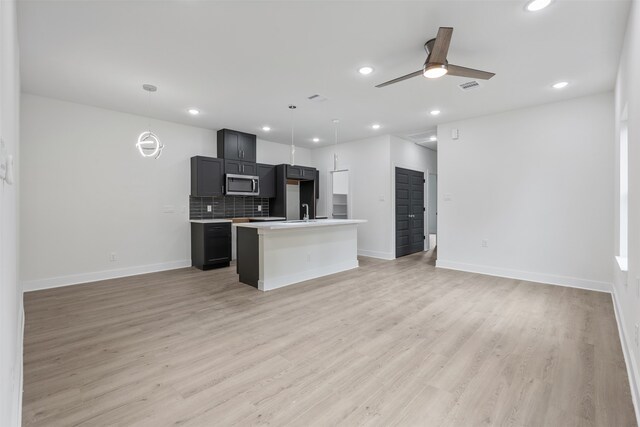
[427, 172, 438, 250]
[392, 164, 428, 258]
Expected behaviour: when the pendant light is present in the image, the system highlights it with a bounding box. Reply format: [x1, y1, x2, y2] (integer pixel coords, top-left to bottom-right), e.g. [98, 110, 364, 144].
[136, 84, 164, 159]
[289, 104, 297, 166]
[332, 119, 340, 171]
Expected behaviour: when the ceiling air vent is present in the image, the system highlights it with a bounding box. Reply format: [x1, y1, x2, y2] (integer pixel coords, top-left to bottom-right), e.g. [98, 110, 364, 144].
[458, 80, 481, 91]
[307, 94, 328, 102]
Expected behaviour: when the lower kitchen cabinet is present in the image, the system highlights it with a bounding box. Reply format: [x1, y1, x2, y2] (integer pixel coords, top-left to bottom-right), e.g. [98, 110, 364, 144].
[191, 222, 232, 270]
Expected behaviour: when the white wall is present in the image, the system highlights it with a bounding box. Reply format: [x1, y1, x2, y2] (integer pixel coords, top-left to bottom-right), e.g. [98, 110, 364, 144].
[257, 139, 310, 167]
[0, 0, 22, 424]
[437, 92, 614, 292]
[311, 135, 393, 259]
[613, 0, 640, 418]
[20, 94, 309, 291]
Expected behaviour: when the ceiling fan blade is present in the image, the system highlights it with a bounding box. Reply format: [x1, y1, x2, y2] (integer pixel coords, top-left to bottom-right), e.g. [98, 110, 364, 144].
[375, 70, 423, 88]
[429, 27, 453, 64]
[447, 64, 495, 80]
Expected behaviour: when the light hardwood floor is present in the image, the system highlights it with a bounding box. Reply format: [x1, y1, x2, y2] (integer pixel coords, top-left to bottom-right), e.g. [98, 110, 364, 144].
[23, 251, 637, 426]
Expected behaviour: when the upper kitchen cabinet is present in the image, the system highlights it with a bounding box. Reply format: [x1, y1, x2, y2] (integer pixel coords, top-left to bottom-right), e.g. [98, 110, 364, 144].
[286, 165, 316, 180]
[217, 129, 257, 162]
[257, 163, 276, 198]
[224, 159, 257, 176]
[191, 156, 224, 197]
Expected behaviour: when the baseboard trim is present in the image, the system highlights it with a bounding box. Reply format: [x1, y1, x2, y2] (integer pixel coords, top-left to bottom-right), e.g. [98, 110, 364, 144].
[13, 303, 24, 427]
[357, 249, 394, 260]
[22, 260, 192, 292]
[611, 288, 640, 424]
[435, 260, 611, 293]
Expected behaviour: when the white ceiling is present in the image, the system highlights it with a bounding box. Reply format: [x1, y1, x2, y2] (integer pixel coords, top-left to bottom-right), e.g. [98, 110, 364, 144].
[18, 0, 630, 148]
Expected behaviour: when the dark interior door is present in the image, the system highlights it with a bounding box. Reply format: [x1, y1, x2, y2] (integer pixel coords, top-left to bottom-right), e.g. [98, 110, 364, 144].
[395, 167, 425, 258]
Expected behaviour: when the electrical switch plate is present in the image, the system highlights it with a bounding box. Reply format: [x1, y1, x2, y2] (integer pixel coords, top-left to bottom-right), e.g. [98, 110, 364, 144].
[444, 193, 452, 201]
[451, 128, 459, 140]
[109, 252, 118, 262]
[481, 239, 488, 248]
[207, 205, 212, 212]
[257, 205, 262, 212]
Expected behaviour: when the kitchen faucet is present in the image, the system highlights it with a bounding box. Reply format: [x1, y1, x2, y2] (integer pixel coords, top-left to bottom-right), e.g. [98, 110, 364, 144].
[302, 203, 309, 222]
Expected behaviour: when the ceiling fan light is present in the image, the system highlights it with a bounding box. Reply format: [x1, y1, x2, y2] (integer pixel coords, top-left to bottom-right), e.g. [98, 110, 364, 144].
[423, 64, 448, 79]
[525, 0, 552, 11]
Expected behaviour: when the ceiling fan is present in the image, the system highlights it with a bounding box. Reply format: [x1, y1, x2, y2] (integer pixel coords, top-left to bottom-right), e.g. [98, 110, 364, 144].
[376, 27, 495, 88]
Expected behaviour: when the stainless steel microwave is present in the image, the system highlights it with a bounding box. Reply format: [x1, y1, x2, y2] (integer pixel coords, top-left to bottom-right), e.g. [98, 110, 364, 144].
[226, 174, 260, 196]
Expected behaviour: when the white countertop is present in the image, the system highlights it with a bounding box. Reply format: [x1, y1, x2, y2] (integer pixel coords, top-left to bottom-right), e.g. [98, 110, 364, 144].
[189, 219, 233, 224]
[248, 217, 287, 221]
[234, 219, 366, 230]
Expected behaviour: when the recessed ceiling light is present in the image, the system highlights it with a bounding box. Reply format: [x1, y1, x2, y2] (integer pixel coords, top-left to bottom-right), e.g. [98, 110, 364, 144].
[262, 126, 271, 131]
[359, 66, 374, 75]
[430, 136, 437, 141]
[552, 81, 568, 89]
[372, 124, 381, 130]
[312, 137, 320, 143]
[187, 108, 200, 115]
[430, 110, 441, 116]
[525, 0, 552, 12]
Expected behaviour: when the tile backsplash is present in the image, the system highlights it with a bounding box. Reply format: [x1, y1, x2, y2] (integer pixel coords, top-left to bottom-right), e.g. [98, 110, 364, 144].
[190, 196, 270, 220]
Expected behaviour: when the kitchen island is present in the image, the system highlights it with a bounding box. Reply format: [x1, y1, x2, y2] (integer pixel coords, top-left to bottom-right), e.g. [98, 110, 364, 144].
[234, 219, 366, 291]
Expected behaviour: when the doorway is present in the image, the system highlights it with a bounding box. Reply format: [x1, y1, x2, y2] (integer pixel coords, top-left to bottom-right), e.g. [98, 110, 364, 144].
[395, 167, 425, 257]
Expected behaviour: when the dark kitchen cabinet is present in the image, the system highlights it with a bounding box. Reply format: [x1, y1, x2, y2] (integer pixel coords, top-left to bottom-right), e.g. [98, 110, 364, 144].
[217, 129, 257, 162]
[191, 222, 231, 270]
[224, 159, 257, 176]
[286, 165, 316, 180]
[257, 163, 276, 198]
[191, 156, 224, 197]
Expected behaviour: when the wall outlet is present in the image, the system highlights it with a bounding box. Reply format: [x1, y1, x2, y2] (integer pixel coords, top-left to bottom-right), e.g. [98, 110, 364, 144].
[481, 239, 488, 248]
[207, 205, 212, 212]
[109, 252, 118, 262]
[635, 324, 639, 347]
[257, 205, 262, 212]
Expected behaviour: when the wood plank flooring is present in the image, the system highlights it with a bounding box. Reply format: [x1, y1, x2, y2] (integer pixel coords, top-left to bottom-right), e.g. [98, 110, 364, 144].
[23, 252, 637, 426]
